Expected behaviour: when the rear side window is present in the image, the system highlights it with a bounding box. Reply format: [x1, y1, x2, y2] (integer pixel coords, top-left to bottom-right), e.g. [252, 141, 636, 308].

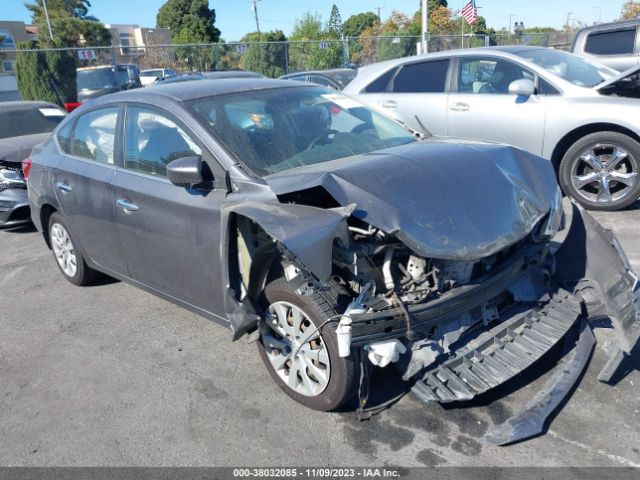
[71, 108, 118, 164]
[57, 121, 73, 154]
[585, 28, 636, 55]
[363, 68, 397, 93]
[393, 60, 449, 93]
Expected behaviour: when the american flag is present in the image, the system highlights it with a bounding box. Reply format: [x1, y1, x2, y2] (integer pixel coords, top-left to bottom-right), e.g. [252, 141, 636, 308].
[462, 1, 478, 25]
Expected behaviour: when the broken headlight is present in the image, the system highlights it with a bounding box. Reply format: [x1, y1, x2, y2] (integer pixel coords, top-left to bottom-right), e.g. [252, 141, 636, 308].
[539, 187, 564, 239]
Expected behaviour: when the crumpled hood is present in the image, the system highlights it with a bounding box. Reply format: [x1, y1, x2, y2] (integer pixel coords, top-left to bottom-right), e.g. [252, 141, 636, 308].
[265, 138, 558, 261]
[0, 133, 51, 165]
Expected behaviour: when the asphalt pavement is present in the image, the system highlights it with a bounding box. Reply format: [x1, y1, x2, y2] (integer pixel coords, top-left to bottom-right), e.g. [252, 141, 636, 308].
[0, 200, 638, 467]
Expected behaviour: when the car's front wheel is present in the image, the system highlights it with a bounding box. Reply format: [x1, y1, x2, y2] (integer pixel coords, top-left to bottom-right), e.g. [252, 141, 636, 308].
[48, 212, 100, 286]
[559, 131, 640, 211]
[257, 278, 359, 411]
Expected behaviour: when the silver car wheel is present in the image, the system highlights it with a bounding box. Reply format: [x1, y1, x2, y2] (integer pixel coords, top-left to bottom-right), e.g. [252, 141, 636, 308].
[571, 144, 639, 205]
[51, 222, 77, 277]
[262, 301, 331, 397]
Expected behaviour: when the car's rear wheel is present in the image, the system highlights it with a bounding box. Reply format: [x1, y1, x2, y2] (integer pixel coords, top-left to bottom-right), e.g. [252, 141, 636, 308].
[559, 131, 640, 211]
[257, 278, 359, 411]
[49, 212, 100, 286]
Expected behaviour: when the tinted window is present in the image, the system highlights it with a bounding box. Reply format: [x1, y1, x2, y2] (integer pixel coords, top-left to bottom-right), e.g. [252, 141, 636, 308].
[77, 69, 116, 90]
[585, 28, 636, 55]
[71, 108, 118, 164]
[363, 68, 397, 93]
[538, 77, 560, 95]
[57, 121, 74, 154]
[124, 107, 201, 177]
[0, 106, 65, 139]
[141, 70, 162, 77]
[393, 60, 449, 93]
[308, 75, 337, 89]
[458, 57, 532, 94]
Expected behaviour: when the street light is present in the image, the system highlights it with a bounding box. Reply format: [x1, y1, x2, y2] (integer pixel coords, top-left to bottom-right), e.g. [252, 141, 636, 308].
[507, 14, 517, 34]
[566, 12, 575, 29]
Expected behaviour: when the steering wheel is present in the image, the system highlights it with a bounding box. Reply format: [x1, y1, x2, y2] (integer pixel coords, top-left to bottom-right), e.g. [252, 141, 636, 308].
[306, 129, 338, 150]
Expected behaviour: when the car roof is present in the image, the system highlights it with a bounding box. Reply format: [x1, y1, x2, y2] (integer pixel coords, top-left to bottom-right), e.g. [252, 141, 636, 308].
[575, 18, 640, 34]
[282, 68, 355, 77]
[92, 78, 307, 104]
[0, 100, 59, 112]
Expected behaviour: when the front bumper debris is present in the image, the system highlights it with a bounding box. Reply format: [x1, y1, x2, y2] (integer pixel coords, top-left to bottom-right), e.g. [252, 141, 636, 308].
[411, 290, 582, 403]
[484, 319, 595, 445]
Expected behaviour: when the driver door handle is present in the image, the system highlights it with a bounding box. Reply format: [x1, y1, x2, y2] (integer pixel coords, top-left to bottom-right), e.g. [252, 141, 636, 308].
[450, 102, 470, 112]
[56, 182, 72, 193]
[381, 100, 398, 108]
[116, 198, 139, 213]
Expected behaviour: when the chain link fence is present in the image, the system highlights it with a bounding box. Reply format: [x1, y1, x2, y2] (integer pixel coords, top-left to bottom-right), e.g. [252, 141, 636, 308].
[1, 32, 574, 105]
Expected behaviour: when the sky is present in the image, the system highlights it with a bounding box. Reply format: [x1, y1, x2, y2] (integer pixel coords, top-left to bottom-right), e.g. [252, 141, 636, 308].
[2, 0, 628, 41]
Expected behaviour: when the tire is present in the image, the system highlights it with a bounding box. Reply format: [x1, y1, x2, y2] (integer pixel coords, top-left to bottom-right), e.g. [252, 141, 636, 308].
[257, 278, 359, 411]
[48, 212, 100, 286]
[558, 131, 640, 211]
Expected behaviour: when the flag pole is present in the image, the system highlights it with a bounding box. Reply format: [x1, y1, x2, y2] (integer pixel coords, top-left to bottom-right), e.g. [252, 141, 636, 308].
[461, 2, 465, 48]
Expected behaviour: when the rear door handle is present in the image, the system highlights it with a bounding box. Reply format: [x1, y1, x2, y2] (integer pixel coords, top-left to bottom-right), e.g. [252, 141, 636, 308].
[56, 182, 72, 193]
[381, 100, 398, 108]
[116, 198, 139, 213]
[449, 102, 470, 112]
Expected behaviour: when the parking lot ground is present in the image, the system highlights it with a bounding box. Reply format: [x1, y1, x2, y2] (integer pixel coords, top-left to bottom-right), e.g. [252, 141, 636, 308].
[0, 200, 639, 467]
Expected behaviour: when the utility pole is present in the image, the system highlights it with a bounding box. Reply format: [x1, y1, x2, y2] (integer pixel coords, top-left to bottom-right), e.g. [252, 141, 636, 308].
[421, 0, 428, 53]
[42, 0, 54, 40]
[376, 6, 385, 21]
[251, 0, 261, 35]
[593, 7, 602, 24]
[566, 12, 575, 29]
[507, 14, 517, 34]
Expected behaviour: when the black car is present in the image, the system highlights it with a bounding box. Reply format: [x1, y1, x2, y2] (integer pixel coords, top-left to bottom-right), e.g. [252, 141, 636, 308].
[279, 68, 357, 90]
[27, 79, 639, 444]
[0, 101, 66, 227]
[76, 64, 142, 102]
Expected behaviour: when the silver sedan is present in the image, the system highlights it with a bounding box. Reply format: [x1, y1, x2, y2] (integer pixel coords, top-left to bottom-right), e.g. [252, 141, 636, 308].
[344, 46, 640, 211]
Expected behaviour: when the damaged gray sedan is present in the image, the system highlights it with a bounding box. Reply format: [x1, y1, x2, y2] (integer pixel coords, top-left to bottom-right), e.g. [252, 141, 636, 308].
[28, 80, 639, 443]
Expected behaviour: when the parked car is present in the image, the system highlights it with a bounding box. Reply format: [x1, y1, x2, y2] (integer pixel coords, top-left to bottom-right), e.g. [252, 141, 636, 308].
[140, 68, 177, 86]
[344, 46, 640, 211]
[27, 80, 639, 443]
[572, 19, 640, 71]
[0, 101, 66, 227]
[280, 68, 356, 90]
[76, 64, 142, 101]
[151, 70, 264, 86]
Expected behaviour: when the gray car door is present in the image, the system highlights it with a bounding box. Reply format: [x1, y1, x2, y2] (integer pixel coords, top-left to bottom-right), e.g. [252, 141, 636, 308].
[52, 106, 128, 274]
[375, 58, 450, 136]
[446, 56, 546, 155]
[111, 105, 228, 319]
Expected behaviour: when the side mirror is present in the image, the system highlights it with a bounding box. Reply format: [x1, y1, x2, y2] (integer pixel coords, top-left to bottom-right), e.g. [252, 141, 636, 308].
[167, 156, 204, 187]
[508, 79, 536, 98]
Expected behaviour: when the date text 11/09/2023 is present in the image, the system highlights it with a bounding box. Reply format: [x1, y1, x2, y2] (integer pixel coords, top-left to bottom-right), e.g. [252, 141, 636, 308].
[232, 468, 401, 478]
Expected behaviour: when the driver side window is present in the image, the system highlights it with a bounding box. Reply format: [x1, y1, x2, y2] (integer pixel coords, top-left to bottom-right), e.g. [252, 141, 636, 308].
[458, 57, 533, 94]
[124, 107, 201, 177]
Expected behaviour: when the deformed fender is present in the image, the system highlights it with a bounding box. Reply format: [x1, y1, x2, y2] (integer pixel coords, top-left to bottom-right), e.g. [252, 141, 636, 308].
[221, 200, 353, 336]
[555, 203, 640, 382]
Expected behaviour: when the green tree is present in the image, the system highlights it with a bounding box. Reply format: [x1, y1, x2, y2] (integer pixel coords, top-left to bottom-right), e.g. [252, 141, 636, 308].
[156, 0, 221, 43]
[343, 12, 379, 37]
[327, 4, 343, 38]
[240, 30, 287, 78]
[25, 0, 109, 47]
[289, 12, 343, 70]
[15, 41, 77, 105]
[621, 1, 640, 19]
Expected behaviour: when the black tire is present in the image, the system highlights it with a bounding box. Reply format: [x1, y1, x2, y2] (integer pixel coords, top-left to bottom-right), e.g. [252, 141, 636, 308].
[559, 131, 640, 211]
[48, 212, 100, 286]
[257, 278, 359, 411]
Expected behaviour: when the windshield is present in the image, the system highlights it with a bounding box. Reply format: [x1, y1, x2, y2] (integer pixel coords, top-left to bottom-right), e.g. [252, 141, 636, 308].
[77, 68, 117, 90]
[189, 86, 416, 176]
[0, 106, 65, 139]
[516, 49, 617, 88]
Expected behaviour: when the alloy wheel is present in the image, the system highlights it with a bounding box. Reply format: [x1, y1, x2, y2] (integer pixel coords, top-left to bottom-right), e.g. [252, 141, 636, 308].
[570, 143, 639, 205]
[262, 301, 331, 397]
[51, 223, 77, 277]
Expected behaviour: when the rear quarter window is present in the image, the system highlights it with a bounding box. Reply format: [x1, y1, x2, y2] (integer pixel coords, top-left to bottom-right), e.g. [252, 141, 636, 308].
[585, 28, 636, 55]
[363, 68, 397, 93]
